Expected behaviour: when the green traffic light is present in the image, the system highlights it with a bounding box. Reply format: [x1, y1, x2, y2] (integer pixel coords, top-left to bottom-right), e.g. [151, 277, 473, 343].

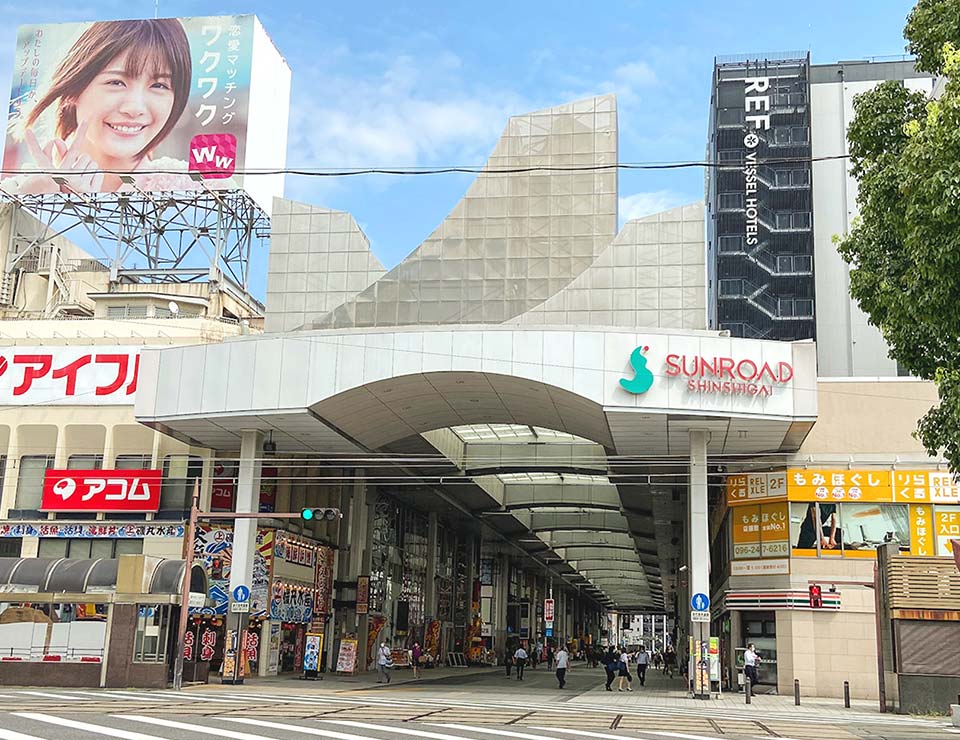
[301, 507, 314, 520]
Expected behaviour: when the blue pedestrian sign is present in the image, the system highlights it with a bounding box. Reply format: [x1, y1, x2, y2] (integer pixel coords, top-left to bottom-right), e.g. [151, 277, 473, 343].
[691, 592, 710, 611]
[545, 628, 553, 638]
[232, 585, 250, 603]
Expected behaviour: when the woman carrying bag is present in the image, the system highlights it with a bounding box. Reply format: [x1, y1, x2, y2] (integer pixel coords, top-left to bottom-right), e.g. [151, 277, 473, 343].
[617, 646, 633, 692]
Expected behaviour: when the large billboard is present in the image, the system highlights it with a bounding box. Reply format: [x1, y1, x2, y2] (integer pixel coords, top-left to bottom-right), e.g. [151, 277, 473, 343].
[1, 15, 290, 211]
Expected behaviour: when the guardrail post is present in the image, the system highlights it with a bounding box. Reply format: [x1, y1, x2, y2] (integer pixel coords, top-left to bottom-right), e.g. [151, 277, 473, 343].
[794, 678, 801, 706]
[844, 681, 851, 708]
[745, 677, 752, 704]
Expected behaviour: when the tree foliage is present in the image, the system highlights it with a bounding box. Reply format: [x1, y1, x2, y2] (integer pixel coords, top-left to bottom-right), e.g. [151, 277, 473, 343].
[839, 2, 960, 471]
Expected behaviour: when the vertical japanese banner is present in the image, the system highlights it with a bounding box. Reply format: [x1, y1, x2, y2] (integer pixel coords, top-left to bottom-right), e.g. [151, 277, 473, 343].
[910, 505, 934, 556]
[356, 575, 370, 615]
[732, 505, 761, 559]
[365, 615, 387, 669]
[760, 502, 790, 557]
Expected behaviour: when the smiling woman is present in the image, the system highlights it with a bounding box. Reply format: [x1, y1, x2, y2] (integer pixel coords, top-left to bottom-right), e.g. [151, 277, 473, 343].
[8, 19, 192, 194]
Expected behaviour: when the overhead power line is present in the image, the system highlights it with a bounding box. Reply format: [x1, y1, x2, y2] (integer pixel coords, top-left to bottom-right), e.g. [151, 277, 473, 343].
[0, 153, 852, 180]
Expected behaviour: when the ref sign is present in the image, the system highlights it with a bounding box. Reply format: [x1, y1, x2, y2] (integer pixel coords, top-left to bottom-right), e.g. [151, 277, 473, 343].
[691, 610, 710, 623]
[41, 469, 162, 513]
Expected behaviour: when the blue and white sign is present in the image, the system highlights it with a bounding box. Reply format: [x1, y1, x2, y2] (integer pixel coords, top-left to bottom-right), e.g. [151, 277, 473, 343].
[691, 593, 710, 612]
[233, 585, 250, 603]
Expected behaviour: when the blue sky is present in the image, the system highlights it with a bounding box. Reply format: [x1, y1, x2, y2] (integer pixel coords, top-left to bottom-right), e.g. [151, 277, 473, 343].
[0, 0, 918, 299]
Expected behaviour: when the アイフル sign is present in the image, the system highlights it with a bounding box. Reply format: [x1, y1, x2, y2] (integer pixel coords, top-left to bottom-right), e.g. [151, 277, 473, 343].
[41, 469, 162, 512]
[0, 347, 140, 405]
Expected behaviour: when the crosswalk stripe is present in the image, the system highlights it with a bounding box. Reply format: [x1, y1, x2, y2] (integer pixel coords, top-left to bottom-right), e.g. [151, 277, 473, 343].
[439, 725, 587, 740]
[17, 692, 84, 701]
[57, 690, 171, 702]
[324, 719, 550, 740]
[0, 729, 48, 740]
[13, 713, 172, 740]
[225, 716, 403, 739]
[535, 725, 723, 740]
[116, 715, 279, 739]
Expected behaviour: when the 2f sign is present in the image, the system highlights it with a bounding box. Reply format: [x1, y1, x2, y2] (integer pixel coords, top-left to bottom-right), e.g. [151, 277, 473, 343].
[189, 133, 237, 179]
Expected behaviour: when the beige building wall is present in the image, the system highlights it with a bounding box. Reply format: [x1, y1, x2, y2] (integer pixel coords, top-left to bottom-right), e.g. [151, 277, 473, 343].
[774, 558, 878, 699]
[799, 379, 938, 458]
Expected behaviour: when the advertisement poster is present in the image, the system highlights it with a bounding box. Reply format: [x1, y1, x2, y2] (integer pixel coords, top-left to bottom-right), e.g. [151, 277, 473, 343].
[3, 15, 254, 195]
[303, 632, 323, 672]
[335, 638, 358, 674]
[425, 619, 440, 657]
[365, 615, 387, 669]
[267, 622, 280, 675]
[355, 575, 369, 615]
[192, 524, 273, 616]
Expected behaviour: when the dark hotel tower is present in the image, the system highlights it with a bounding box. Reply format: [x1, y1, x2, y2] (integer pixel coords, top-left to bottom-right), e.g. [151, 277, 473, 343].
[706, 53, 815, 341]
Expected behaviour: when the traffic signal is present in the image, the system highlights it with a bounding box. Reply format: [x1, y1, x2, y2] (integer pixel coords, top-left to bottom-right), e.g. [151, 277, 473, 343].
[300, 507, 341, 522]
[210, 557, 223, 580]
[808, 584, 823, 609]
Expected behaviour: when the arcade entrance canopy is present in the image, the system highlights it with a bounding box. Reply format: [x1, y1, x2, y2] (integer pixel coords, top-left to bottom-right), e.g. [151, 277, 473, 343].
[136, 325, 817, 611]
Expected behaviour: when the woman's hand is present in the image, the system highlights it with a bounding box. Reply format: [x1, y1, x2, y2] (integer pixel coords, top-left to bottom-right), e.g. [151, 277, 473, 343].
[24, 122, 104, 194]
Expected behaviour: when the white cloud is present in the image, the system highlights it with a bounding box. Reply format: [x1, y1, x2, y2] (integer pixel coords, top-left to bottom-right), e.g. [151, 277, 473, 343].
[287, 52, 532, 171]
[613, 61, 658, 88]
[619, 191, 688, 225]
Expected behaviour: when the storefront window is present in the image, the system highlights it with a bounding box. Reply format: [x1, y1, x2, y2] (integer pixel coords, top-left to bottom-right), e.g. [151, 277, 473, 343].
[133, 604, 172, 663]
[160, 455, 203, 511]
[15, 455, 54, 510]
[67, 454, 103, 469]
[38, 538, 143, 558]
[790, 502, 910, 557]
[115, 454, 152, 470]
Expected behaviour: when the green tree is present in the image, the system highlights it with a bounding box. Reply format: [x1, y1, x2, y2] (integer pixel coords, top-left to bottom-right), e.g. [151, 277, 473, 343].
[838, 0, 960, 471]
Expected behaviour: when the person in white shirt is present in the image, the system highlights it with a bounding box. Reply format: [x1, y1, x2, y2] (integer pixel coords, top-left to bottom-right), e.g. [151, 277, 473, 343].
[743, 643, 760, 689]
[513, 644, 528, 681]
[376, 641, 392, 684]
[636, 645, 650, 686]
[555, 644, 570, 688]
[617, 647, 633, 692]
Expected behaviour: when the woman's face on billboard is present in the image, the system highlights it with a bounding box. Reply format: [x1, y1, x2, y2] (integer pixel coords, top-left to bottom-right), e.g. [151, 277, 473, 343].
[72, 51, 175, 166]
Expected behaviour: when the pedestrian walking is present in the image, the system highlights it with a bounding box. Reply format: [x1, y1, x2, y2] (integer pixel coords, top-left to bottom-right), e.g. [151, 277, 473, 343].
[546, 645, 555, 670]
[617, 646, 633, 692]
[603, 645, 617, 691]
[411, 641, 422, 679]
[514, 644, 528, 680]
[505, 645, 513, 677]
[653, 650, 663, 670]
[555, 644, 569, 689]
[636, 644, 649, 686]
[743, 643, 761, 689]
[376, 641, 392, 684]
[663, 644, 676, 678]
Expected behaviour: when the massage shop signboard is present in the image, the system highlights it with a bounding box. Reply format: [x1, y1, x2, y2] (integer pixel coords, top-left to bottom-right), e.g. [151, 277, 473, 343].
[726, 469, 960, 563]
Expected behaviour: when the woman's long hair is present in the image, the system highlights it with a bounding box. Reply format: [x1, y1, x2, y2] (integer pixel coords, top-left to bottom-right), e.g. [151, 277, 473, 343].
[26, 19, 192, 160]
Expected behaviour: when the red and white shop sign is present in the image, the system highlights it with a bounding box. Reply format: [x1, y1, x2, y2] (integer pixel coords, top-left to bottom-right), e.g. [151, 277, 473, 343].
[0, 346, 140, 405]
[544, 598, 555, 622]
[41, 469, 162, 512]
